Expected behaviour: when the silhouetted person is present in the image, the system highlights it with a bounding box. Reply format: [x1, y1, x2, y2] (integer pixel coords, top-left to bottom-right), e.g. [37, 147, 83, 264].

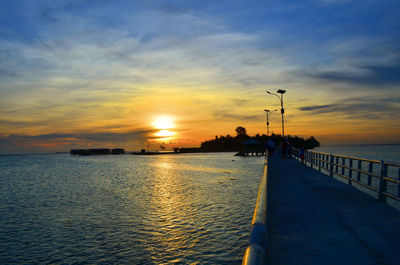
[287, 141, 293, 158]
[281, 140, 287, 158]
[299, 145, 305, 165]
[266, 138, 276, 157]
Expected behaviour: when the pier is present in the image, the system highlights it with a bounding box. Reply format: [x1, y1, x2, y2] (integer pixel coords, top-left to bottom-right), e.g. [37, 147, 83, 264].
[243, 152, 400, 265]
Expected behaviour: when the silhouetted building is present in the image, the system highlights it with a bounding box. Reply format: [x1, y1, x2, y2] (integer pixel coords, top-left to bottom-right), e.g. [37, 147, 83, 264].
[70, 148, 113, 155]
[235, 139, 266, 156]
[179, 147, 202, 153]
[111, 148, 125, 155]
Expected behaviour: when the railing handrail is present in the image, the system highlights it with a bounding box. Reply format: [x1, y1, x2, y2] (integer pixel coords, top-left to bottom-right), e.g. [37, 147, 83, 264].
[301, 150, 400, 203]
[305, 150, 400, 174]
[386, 161, 400, 167]
[242, 158, 268, 265]
[307, 150, 383, 164]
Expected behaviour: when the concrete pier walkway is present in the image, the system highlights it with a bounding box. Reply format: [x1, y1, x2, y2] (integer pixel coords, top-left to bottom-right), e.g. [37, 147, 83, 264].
[267, 155, 400, 265]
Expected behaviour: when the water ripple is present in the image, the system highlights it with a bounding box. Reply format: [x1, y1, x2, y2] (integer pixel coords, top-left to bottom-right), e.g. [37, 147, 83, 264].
[0, 153, 263, 264]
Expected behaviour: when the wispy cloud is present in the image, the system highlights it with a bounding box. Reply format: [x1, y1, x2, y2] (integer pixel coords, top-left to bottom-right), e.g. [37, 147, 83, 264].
[213, 110, 260, 121]
[0, 129, 157, 153]
[299, 96, 400, 120]
[299, 104, 336, 111]
[306, 61, 400, 87]
[1, 0, 400, 150]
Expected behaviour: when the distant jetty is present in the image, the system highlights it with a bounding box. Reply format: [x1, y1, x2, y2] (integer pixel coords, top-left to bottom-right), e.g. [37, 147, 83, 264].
[69, 148, 202, 156]
[70, 148, 125, 155]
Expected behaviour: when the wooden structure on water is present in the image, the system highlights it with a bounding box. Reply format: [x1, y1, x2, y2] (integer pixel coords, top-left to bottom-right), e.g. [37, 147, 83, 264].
[70, 148, 125, 155]
[235, 139, 266, 156]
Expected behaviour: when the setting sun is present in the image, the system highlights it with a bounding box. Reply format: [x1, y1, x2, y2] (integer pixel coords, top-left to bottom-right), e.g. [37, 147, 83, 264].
[152, 116, 175, 130]
[152, 116, 176, 140]
[155, 130, 175, 137]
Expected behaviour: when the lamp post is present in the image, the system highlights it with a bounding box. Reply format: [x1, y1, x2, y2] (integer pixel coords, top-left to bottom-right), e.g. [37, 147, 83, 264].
[264, 109, 277, 136]
[266, 89, 286, 138]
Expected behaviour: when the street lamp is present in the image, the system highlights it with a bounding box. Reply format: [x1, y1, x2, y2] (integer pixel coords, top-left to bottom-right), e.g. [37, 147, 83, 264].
[264, 109, 277, 136]
[266, 89, 286, 138]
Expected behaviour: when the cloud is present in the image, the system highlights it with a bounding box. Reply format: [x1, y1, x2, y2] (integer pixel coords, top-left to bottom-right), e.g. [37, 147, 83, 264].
[298, 96, 400, 120]
[316, 0, 355, 4]
[0, 68, 18, 77]
[0, 129, 158, 154]
[1, 130, 154, 143]
[150, 2, 194, 15]
[232, 98, 251, 107]
[308, 62, 400, 87]
[299, 104, 336, 111]
[213, 110, 260, 121]
[1, 0, 400, 149]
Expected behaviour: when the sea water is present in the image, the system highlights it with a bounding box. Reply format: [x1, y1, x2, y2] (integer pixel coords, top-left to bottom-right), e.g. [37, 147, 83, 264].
[315, 144, 400, 164]
[0, 153, 264, 264]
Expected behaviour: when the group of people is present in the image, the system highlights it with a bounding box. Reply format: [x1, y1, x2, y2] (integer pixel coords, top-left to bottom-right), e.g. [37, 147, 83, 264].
[265, 138, 305, 165]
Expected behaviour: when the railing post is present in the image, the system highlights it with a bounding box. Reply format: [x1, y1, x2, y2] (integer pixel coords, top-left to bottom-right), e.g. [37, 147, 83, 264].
[318, 154, 321, 172]
[357, 160, 361, 181]
[368, 162, 373, 186]
[314, 153, 316, 168]
[341, 157, 345, 176]
[348, 158, 353, 185]
[335, 157, 339, 173]
[378, 160, 387, 202]
[325, 154, 329, 170]
[329, 154, 334, 178]
[398, 167, 400, 198]
[314, 152, 316, 168]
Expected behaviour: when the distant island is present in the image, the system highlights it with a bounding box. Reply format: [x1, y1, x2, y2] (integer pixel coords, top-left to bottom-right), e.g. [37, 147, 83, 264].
[69, 127, 320, 155]
[179, 126, 320, 153]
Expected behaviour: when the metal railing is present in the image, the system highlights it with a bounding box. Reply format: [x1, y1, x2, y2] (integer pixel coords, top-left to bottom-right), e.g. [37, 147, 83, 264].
[297, 150, 400, 204]
[242, 158, 268, 265]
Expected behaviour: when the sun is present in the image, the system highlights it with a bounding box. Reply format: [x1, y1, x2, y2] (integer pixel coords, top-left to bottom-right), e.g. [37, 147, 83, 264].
[152, 115, 177, 141]
[155, 130, 175, 137]
[152, 116, 175, 130]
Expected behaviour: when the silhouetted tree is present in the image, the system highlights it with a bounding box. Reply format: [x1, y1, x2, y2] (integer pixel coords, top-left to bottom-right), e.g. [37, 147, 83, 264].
[199, 127, 319, 152]
[305, 136, 320, 149]
[235, 126, 247, 136]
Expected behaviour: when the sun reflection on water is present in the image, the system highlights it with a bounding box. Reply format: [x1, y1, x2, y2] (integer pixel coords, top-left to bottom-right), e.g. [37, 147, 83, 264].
[144, 156, 202, 261]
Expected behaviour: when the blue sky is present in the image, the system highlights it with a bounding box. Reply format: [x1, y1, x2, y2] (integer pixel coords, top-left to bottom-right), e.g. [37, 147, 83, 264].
[0, 0, 399, 153]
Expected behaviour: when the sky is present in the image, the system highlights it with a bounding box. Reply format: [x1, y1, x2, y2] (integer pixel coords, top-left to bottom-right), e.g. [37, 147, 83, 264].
[0, 0, 399, 153]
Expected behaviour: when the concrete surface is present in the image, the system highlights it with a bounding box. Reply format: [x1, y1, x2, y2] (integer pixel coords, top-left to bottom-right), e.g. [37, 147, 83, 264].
[267, 154, 400, 265]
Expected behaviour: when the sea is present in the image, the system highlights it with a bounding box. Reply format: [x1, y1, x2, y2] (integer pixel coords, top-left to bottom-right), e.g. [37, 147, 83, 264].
[1, 144, 399, 264]
[315, 144, 400, 164]
[0, 152, 264, 265]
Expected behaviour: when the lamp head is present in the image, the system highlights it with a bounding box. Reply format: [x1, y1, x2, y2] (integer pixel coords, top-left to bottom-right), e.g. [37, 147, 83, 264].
[266, 91, 272, 94]
[264, 109, 270, 112]
[277, 89, 286, 94]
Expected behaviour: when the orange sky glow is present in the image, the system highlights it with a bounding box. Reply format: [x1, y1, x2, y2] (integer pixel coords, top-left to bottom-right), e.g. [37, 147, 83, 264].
[0, 1, 399, 154]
